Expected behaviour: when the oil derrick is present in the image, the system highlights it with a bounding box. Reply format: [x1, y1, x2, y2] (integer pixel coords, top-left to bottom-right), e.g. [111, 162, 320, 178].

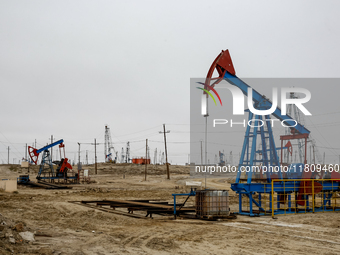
[104, 125, 115, 162]
[218, 151, 225, 166]
[284, 93, 322, 164]
[284, 93, 305, 164]
[154, 148, 157, 164]
[161, 152, 165, 164]
[125, 142, 130, 163]
[121, 147, 125, 163]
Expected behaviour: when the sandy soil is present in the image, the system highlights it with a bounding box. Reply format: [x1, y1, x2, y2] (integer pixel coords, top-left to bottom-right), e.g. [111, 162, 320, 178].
[1, 163, 340, 255]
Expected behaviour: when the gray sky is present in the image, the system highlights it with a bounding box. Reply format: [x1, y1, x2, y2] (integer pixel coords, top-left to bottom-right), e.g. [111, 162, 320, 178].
[1, 0, 340, 165]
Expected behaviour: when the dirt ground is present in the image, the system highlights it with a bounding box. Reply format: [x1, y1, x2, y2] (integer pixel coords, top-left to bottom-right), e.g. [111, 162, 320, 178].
[1, 163, 340, 255]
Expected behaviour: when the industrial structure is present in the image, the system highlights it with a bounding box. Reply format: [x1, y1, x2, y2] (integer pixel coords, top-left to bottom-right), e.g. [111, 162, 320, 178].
[104, 125, 116, 163]
[202, 49, 340, 216]
[18, 139, 78, 184]
[218, 151, 225, 166]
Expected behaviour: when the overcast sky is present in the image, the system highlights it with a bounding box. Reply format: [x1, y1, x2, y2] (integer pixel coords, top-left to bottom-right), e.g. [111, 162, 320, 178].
[1, 0, 340, 165]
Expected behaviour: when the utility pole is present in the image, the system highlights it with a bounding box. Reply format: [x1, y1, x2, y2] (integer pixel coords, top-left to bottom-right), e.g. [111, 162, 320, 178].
[25, 143, 27, 161]
[205, 109, 208, 166]
[145, 139, 148, 181]
[159, 124, 170, 179]
[200, 141, 203, 166]
[201, 140, 206, 189]
[35, 139, 36, 149]
[86, 150, 88, 165]
[7, 146, 10, 164]
[323, 152, 325, 165]
[51, 135, 53, 161]
[203, 92, 209, 167]
[94, 139, 97, 174]
[77, 142, 81, 165]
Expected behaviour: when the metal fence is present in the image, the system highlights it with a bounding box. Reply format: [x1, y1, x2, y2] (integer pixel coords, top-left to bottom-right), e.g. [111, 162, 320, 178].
[237, 179, 340, 217]
[270, 179, 340, 217]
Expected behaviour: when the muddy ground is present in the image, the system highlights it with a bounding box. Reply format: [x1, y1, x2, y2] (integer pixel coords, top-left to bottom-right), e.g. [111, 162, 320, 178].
[1, 163, 340, 255]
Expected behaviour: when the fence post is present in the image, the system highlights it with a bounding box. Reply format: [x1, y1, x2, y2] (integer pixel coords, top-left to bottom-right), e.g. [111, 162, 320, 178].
[271, 180, 274, 218]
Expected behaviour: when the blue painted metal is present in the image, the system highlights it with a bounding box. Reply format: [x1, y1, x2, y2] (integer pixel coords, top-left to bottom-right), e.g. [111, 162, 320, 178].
[232, 181, 340, 193]
[205, 50, 340, 216]
[34, 139, 77, 182]
[221, 66, 311, 216]
[36, 139, 63, 154]
[37, 150, 55, 180]
[222, 73, 310, 134]
[17, 175, 30, 184]
[236, 112, 281, 185]
[172, 189, 196, 217]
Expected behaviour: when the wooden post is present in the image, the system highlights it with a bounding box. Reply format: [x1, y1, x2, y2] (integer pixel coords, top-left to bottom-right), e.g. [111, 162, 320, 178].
[145, 139, 148, 181]
[163, 124, 170, 179]
[95, 138, 97, 175]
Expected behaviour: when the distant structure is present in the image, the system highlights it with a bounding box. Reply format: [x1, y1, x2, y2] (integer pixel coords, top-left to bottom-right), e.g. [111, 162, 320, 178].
[161, 152, 165, 164]
[125, 142, 131, 163]
[219, 151, 225, 166]
[132, 157, 150, 164]
[154, 148, 157, 164]
[284, 93, 321, 164]
[121, 147, 125, 163]
[104, 125, 115, 162]
[159, 151, 162, 164]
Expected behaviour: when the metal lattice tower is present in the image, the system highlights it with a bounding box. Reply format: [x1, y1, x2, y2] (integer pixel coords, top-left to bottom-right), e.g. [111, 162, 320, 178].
[125, 142, 130, 163]
[154, 148, 157, 164]
[104, 125, 114, 162]
[284, 93, 322, 164]
[219, 151, 225, 166]
[121, 147, 125, 163]
[284, 93, 305, 164]
[161, 152, 165, 164]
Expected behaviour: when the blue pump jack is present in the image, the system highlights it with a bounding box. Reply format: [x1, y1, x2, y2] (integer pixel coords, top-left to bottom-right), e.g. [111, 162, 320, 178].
[200, 50, 340, 216]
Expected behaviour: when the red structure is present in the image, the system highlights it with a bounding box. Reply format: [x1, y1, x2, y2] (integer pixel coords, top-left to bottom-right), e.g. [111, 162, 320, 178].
[132, 157, 150, 165]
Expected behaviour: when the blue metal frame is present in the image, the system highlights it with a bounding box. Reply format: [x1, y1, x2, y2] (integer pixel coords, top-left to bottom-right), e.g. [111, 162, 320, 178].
[36, 139, 64, 154]
[37, 150, 55, 180]
[172, 189, 196, 217]
[231, 180, 340, 216]
[223, 73, 310, 134]
[36, 139, 77, 182]
[236, 113, 281, 185]
[222, 74, 317, 216]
